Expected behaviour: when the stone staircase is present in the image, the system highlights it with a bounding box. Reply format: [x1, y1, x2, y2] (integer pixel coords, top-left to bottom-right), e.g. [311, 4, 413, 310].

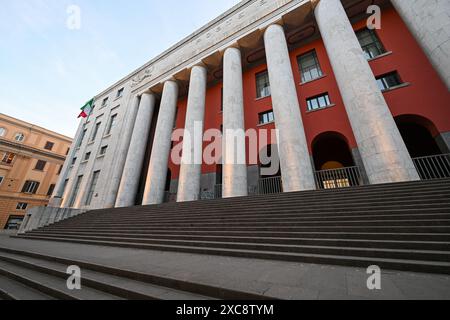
[11, 179, 450, 276]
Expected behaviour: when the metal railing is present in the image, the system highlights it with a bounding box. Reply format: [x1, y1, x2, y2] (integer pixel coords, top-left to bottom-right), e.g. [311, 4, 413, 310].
[214, 184, 222, 199]
[163, 192, 177, 203]
[413, 154, 450, 180]
[258, 176, 283, 195]
[315, 166, 363, 190]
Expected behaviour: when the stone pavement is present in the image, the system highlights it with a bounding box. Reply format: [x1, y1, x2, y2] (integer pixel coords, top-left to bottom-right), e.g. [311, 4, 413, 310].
[0, 234, 449, 300]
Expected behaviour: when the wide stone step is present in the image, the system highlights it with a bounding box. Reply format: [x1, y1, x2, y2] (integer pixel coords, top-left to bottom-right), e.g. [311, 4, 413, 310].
[0, 246, 272, 300]
[0, 275, 54, 300]
[17, 233, 450, 262]
[54, 219, 450, 230]
[36, 225, 450, 233]
[28, 229, 450, 241]
[11, 235, 450, 275]
[92, 188, 450, 216]
[26, 231, 450, 251]
[60, 211, 450, 226]
[0, 259, 121, 300]
[0, 252, 211, 300]
[88, 182, 450, 215]
[48, 208, 450, 228]
[63, 203, 450, 224]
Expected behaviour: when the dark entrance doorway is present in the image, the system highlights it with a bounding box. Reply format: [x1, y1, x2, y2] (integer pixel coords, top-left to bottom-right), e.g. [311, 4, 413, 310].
[312, 132, 361, 189]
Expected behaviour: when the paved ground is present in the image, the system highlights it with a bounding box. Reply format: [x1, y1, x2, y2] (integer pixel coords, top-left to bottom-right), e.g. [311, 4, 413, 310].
[0, 234, 449, 299]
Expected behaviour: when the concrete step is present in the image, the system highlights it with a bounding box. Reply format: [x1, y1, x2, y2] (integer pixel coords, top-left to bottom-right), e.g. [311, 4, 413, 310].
[0, 246, 273, 300]
[0, 275, 54, 300]
[85, 181, 450, 216]
[62, 205, 450, 225]
[0, 259, 122, 300]
[17, 233, 450, 262]
[35, 225, 450, 233]
[53, 219, 450, 229]
[10, 235, 450, 275]
[13, 234, 450, 262]
[26, 231, 450, 250]
[47, 208, 450, 229]
[27, 230, 450, 241]
[60, 212, 450, 226]
[0, 252, 211, 300]
[89, 188, 450, 216]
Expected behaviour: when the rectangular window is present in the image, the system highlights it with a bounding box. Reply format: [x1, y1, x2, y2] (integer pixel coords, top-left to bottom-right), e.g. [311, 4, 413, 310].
[298, 50, 323, 83]
[90, 122, 102, 142]
[0, 176, 4, 185]
[44, 141, 54, 151]
[376, 72, 403, 91]
[106, 114, 118, 135]
[99, 146, 108, 156]
[69, 175, 83, 207]
[22, 181, 40, 194]
[34, 160, 47, 171]
[5, 216, 24, 230]
[62, 179, 69, 195]
[71, 157, 77, 166]
[306, 93, 332, 111]
[57, 165, 63, 175]
[66, 147, 70, 155]
[77, 128, 87, 149]
[356, 29, 386, 60]
[84, 152, 91, 161]
[258, 110, 275, 125]
[47, 184, 56, 196]
[1, 153, 15, 165]
[16, 202, 28, 210]
[117, 88, 124, 98]
[85, 171, 100, 205]
[256, 71, 271, 99]
[102, 97, 109, 107]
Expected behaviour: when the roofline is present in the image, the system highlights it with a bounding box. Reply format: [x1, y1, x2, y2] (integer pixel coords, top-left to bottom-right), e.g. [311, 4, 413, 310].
[93, 0, 253, 100]
[0, 113, 74, 142]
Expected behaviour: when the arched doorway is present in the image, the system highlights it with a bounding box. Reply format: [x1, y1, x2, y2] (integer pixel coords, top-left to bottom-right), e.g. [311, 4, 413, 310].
[395, 115, 450, 179]
[258, 144, 282, 194]
[312, 132, 362, 189]
[395, 115, 443, 157]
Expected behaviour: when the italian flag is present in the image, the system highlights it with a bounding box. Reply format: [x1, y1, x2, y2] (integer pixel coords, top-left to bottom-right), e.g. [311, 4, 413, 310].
[78, 98, 94, 118]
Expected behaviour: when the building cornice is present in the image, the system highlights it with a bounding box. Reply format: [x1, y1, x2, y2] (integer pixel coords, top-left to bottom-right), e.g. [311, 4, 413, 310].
[0, 137, 67, 163]
[93, 0, 312, 98]
[0, 113, 73, 142]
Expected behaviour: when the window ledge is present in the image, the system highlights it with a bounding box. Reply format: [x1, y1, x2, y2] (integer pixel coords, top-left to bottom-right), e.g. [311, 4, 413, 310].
[80, 160, 89, 164]
[257, 121, 275, 127]
[97, 154, 106, 159]
[87, 141, 95, 146]
[381, 82, 411, 93]
[103, 134, 112, 139]
[368, 51, 393, 62]
[255, 94, 271, 101]
[306, 104, 336, 114]
[300, 75, 327, 86]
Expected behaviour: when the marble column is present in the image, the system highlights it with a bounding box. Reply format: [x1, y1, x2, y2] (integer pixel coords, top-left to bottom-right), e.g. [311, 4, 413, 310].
[264, 24, 316, 192]
[177, 65, 207, 202]
[142, 81, 179, 205]
[315, 0, 419, 184]
[115, 93, 156, 207]
[391, 0, 450, 90]
[222, 47, 248, 198]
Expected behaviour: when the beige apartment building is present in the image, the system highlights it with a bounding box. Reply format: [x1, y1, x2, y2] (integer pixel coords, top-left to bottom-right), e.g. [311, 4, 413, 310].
[0, 113, 72, 229]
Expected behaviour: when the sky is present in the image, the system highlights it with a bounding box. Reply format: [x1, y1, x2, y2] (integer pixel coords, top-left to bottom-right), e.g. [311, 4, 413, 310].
[0, 0, 241, 138]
